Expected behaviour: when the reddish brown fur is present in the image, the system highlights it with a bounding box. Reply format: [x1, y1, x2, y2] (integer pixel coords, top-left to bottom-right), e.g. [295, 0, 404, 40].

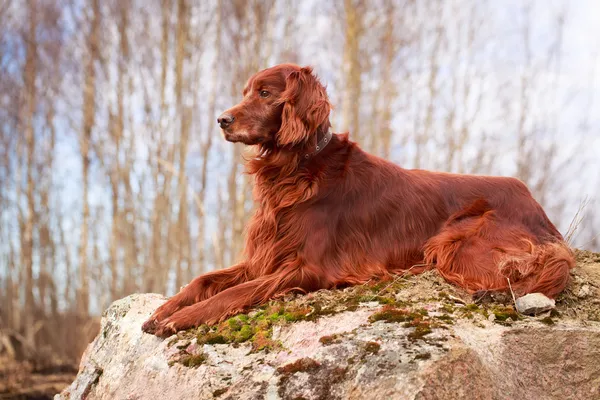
[142, 64, 574, 337]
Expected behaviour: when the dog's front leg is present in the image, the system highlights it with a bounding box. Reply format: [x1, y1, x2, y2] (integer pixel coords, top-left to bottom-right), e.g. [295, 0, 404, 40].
[142, 262, 250, 334]
[153, 265, 324, 337]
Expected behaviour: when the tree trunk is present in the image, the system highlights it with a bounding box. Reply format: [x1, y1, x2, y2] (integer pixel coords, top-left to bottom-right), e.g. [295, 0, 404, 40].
[340, 0, 363, 143]
[23, 0, 38, 345]
[78, 0, 100, 316]
[174, 0, 191, 291]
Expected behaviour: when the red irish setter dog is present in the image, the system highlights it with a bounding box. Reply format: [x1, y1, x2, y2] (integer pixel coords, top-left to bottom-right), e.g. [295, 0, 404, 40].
[142, 64, 574, 337]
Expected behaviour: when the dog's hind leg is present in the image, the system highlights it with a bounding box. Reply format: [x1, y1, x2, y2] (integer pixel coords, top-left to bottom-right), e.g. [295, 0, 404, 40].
[424, 200, 574, 298]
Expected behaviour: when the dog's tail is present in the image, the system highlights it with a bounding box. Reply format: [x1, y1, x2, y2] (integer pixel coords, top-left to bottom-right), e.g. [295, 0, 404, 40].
[424, 199, 575, 299]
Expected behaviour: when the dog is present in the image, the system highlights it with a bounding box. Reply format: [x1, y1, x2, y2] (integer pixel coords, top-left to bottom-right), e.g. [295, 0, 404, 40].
[142, 64, 573, 337]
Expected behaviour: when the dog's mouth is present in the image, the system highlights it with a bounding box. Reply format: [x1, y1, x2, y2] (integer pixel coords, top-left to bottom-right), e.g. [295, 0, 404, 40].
[221, 129, 260, 145]
[221, 128, 243, 142]
[221, 129, 265, 146]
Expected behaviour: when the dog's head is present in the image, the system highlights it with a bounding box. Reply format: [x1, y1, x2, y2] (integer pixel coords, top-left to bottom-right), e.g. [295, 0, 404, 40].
[217, 64, 331, 147]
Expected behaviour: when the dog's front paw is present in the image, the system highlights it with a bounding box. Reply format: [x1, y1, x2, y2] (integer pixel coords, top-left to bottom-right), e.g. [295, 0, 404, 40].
[153, 319, 180, 338]
[142, 317, 159, 334]
[151, 306, 209, 338]
[141, 298, 186, 335]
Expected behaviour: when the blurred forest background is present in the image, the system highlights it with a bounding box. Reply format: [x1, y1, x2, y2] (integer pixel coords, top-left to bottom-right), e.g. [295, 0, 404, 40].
[1, 0, 599, 392]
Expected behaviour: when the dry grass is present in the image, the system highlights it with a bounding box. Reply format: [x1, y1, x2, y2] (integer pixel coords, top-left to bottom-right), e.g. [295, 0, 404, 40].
[565, 197, 591, 245]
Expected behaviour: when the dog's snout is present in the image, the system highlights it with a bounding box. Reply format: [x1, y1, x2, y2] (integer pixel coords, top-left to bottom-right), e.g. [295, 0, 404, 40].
[217, 113, 235, 129]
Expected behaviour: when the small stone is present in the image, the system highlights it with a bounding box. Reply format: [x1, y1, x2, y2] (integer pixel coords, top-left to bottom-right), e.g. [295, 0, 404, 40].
[577, 285, 591, 299]
[515, 293, 556, 316]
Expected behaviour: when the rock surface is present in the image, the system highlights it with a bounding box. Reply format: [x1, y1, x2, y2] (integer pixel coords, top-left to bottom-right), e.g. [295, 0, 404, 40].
[515, 293, 556, 315]
[57, 250, 600, 400]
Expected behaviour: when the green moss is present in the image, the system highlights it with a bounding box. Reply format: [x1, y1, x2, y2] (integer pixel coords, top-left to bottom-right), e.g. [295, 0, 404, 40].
[441, 304, 456, 314]
[369, 305, 441, 341]
[356, 295, 374, 303]
[186, 303, 314, 353]
[370, 306, 412, 323]
[540, 316, 555, 325]
[359, 277, 410, 298]
[268, 312, 282, 322]
[170, 273, 459, 354]
[438, 291, 449, 300]
[407, 322, 433, 340]
[368, 281, 389, 293]
[380, 296, 398, 305]
[369, 305, 430, 324]
[237, 324, 254, 341]
[251, 330, 280, 352]
[205, 334, 228, 345]
[434, 314, 455, 324]
[179, 352, 208, 368]
[456, 303, 481, 320]
[491, 306, 521, 323]
[227, 316, 243, 331]
[282, 306, 312, 322]
[357, 295, 397, 305]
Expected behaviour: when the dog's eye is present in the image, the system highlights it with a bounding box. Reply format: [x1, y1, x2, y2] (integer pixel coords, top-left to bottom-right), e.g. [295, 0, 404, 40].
[259, 90, 270, 98]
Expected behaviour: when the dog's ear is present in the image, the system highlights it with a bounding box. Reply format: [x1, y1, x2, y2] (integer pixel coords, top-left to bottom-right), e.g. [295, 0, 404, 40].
[277, 66, 331, 147]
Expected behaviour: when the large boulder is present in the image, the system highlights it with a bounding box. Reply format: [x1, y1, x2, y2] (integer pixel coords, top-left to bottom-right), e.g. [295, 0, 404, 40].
[57, 250, 600, 400]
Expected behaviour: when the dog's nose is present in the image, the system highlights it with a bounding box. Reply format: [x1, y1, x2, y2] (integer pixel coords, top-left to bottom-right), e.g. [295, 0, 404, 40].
[217, 113, 235, 129]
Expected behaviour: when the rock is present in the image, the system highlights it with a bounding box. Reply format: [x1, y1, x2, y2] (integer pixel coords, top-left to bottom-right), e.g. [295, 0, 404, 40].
[515, 293, 556, 315]
[57, 279, 600, 400]
[577, 284, 592, 298]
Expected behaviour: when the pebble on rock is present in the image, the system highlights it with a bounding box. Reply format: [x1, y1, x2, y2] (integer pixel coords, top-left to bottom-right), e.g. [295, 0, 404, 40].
[515, 293, 556, 315]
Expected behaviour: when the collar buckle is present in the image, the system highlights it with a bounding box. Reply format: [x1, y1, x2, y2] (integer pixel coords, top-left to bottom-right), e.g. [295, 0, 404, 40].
[303, 129, 333, 160]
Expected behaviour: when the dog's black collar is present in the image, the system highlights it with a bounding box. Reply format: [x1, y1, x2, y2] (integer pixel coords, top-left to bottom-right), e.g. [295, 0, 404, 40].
[303, 129, 333, 160]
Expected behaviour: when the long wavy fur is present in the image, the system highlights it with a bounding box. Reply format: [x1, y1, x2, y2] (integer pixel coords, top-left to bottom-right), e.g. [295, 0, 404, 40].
[142, 64, 575, 337]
